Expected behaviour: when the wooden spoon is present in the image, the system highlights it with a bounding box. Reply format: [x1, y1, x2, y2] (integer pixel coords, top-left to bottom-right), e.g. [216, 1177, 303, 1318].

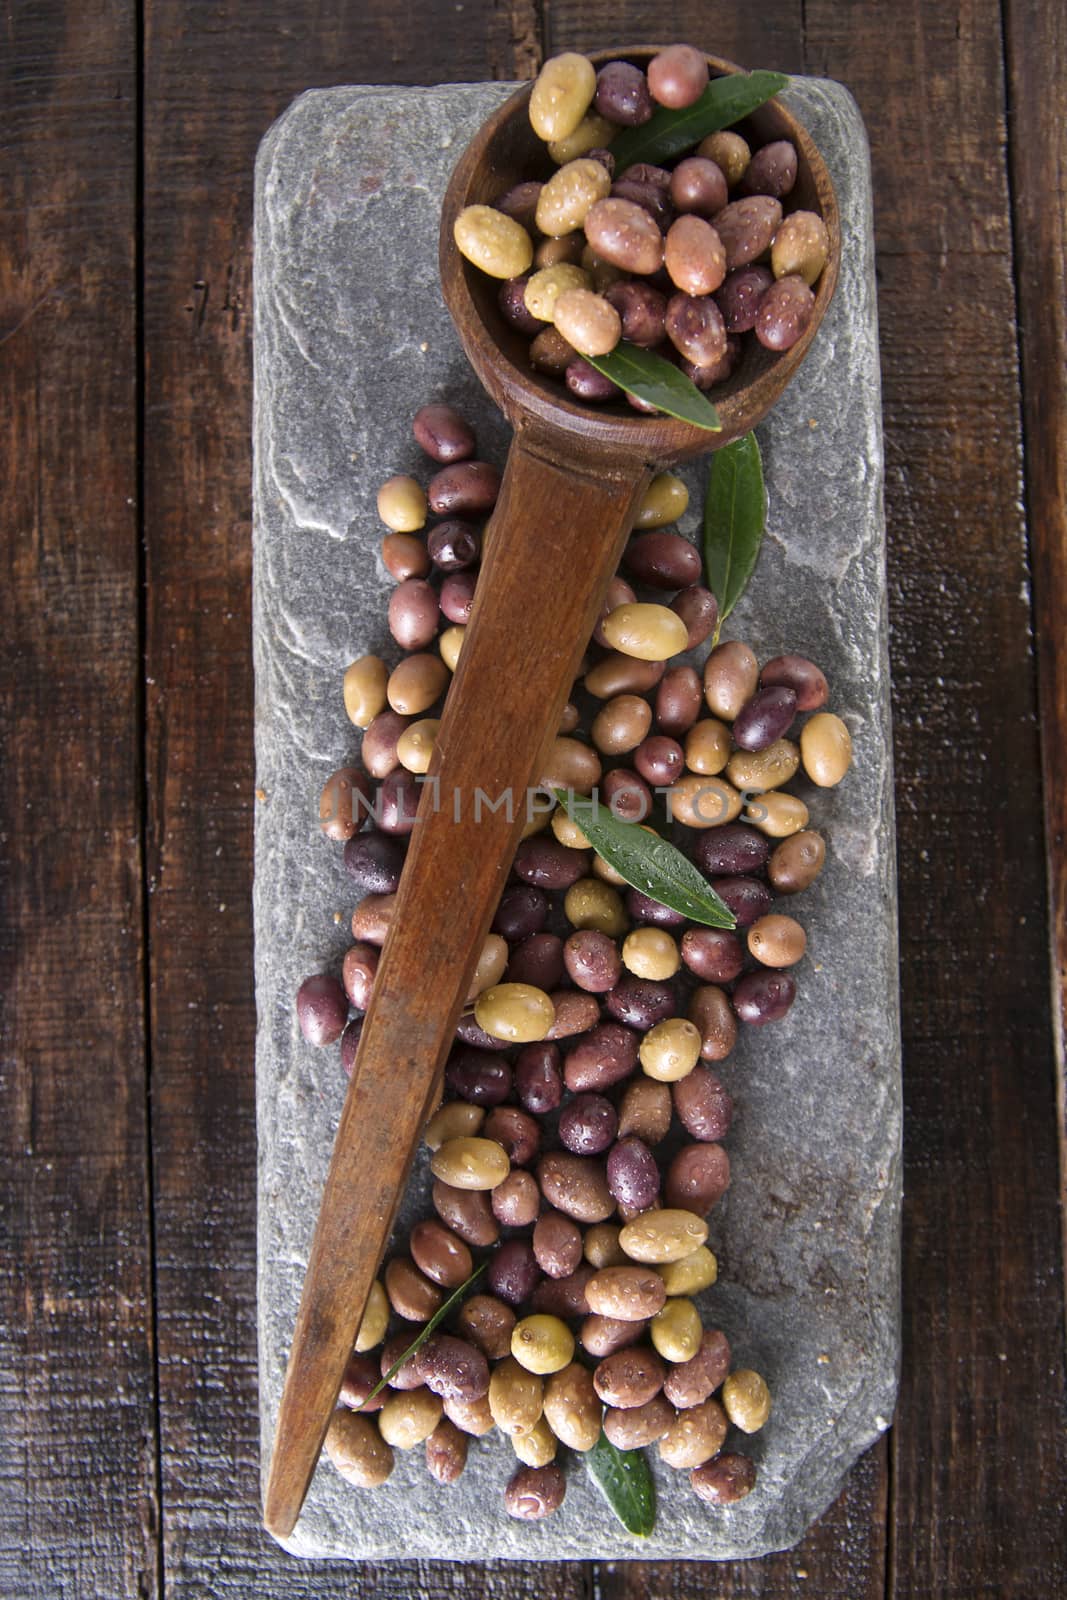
[264, 50, 838, 1538]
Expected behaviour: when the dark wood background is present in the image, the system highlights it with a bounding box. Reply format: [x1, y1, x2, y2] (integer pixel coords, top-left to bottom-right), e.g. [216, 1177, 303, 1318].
[2, 1, 1065, 1594]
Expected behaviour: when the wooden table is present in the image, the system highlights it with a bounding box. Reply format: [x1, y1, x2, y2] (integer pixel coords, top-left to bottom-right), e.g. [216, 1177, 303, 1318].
[2, 3, 1064, 1595]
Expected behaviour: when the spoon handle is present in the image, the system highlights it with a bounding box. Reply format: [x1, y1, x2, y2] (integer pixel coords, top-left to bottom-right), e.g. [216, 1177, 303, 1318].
[264, 425, 651, 1537]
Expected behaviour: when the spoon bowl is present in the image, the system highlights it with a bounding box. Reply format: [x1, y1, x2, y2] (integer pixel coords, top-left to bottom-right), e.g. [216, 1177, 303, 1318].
[440, 47, 840, 457]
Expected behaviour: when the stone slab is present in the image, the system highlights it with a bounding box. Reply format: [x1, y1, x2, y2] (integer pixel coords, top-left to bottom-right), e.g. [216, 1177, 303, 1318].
[252, 79, 900, 1561]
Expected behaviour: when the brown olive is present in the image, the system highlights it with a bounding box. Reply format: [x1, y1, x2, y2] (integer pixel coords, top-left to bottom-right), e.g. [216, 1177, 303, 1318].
[442, 1392, 495, 1437]
[603, 1393, 676, 1449]
[663, 1327, 732, 1409]
[503, 1463, 566, 1520]
[385, 1256, 443, 1322]
[648, 44, 708, 109]
[425, 1416, 469, 1483]
[704, 640, 759, 719]
[530, 1264, 595, 1320]
[544, 1361, 603, 1452]
[456, 1294, 517, 1361]
[691, 1452, 757, 1503]
[319, 766, 372, 841]
[658, 1397, 728, 1469]
[687, 985, 738, 1063]
[672, 1066, 733, 1142]
[586, 1265, 667, 1321]
[324, 1410, 394, 1487]
[563, 1021, 639, 1092]
[378, 1386, 443, 1449]
[617, 1077, 673, 1145]
[665, 215, 727, 295]
[594, 1345, 666, 1409]
[655, 665, 703, 736]
[665, 1142, 730, 1215]
[409, 1218, 473, 1288]
[537, 1152, 616, 1223]
[592, 694, 653, 755]
[533, 1210, 584, 1279]
[415, 1334, 491, 1403]
[431, 1179, 500, 1247]
[361, 709, 411, 778]
[338, 1352, 385, 1413]
[585, 651, 666, 699]
[580, 1313, 647, 1358]
[491, 1169, 541, 1228]
[768, 828, 827, 893]
[747, 912, 807, 968]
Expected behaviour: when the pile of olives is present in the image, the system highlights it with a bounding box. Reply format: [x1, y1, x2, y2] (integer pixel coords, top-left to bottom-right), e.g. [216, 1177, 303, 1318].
[295, 399, 853, 1520]
[452, 45, 831, 408]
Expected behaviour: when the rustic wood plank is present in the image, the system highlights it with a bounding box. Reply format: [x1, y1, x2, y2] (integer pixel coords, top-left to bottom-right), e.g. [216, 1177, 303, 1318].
[800, 1, 1067, 1595]
[1005, 0, 1067, 1312]
[142, 5, 599, 1594]
[0, 3, 157, 1598]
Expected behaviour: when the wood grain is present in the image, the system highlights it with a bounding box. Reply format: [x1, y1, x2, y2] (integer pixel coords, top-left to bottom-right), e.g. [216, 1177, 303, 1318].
[0, 5, 156, 1598]
[1004, 0, 1067, 1314]
[802, 1, 1067, 1595]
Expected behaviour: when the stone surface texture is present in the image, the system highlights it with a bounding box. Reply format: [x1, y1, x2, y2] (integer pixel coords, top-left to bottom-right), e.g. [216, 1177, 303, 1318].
[253, 81, 899, 1561]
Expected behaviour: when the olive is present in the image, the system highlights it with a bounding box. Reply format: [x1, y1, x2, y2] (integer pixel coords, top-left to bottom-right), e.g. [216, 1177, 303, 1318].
[563, 929, 623, 993]
[672, 1066, 734, 1142]
[691, 822, 771, 877]
[533, 1211, 585, 1279]
[456, 1294, 517, 1360]
[703, 640, 758, 720]
[595, 59, 653, 125]
[733, 969, 797, 1024]
[662, 1326, 731, 1409]
[296, 974, 348, 1047]
[687, 985, 738, 1063]
[505, 934, 565, 992]
[562, 1021, 639, 1092]
[625, 890, 687, 930]
[800, 711, 853, 786]
[622, 926, 680, 981]
[711, 876, 773, 928]
[415, 1334, 491, 1403]
[343, 830, 406, 895]
[426, 1417, 469, 1484]
[604, 279, 668, 347]
[691, 1453, 757, 1504]
[665, 1142, 730, 1214]
[513, 836, 591, 889]
[760, 652, 829, 710]
[491, 1170, 541, 1228]
[679, 926, 745, 984]
[475, 983, 555, 1044]
[671, 585, 718, 650]
[723, 1368, 773, 1432]
[412, 402, 476, 464]
[768, 829, 826, 894]
[427, 519, 481, 572]
[377, 474, 427, 533]
[732, 685, 798, 751]
[638, 1017, 702, 1082]
[531, 1263, 595, 1320]
[617, 1077, 673, 1145]
[484, 1106, 541, 1167]
[430, 1137, 510, 1192]
[510, 1315, 575, 1375]
[633, 735, 685, 787]
[623, 531, 701, 590]
[559, 1093, 619, 1155]
[445, 1046, 512, 1107]
[514, 1042, 564, 1114]
[440, 570, 478, 624]
[647, 44, 708, 109]
[504, 1464, 565, 1520]
[488, 1240, 543, 1307]
[606, 1136, 661, 1210]
[748, 913, 807, 968]
[655, 665, 703, 737]
[604, 975, 677, 1031]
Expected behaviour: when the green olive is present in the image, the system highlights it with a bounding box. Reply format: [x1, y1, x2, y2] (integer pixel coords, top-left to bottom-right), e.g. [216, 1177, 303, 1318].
[475, 983, 556, 1043]
[511, 1314, 576, 1375]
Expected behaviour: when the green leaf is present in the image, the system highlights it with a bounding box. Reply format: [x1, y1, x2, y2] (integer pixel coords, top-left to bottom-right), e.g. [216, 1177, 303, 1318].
[356, 1261, 487, 1411]
[584, 343, 721, 432]
[609, 70, 790, 172]
[703, 432, 766, 645]
[554, 790, 736, 930]
[584, 1432, 656, 1537]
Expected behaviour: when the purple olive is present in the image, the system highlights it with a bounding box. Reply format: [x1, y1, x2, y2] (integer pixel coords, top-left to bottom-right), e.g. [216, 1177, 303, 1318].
[691, 823, 771, 877]
[342, 830, 406, 894]
[625, 889, 687, 929]
[710, 876, 773, 928]
[506, 932, 565, 991]
[488, 1240, 542, 1307]
[493, 884, 550, 943]
[427, 519, 481, 572]
[732, 685, 798, 751]
[445, 1046, 512, 1106]
[680, 926, 745, 984]
[604, 976, 677, 1031]
[732, 969, 797, 1024]
[514, 1042, 564, 1114]
[559, 1093, 619, 1156]
[296, 974, 348, 1046]
[377, 768, 423, 835]
[606, 1136, 661, 1210]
